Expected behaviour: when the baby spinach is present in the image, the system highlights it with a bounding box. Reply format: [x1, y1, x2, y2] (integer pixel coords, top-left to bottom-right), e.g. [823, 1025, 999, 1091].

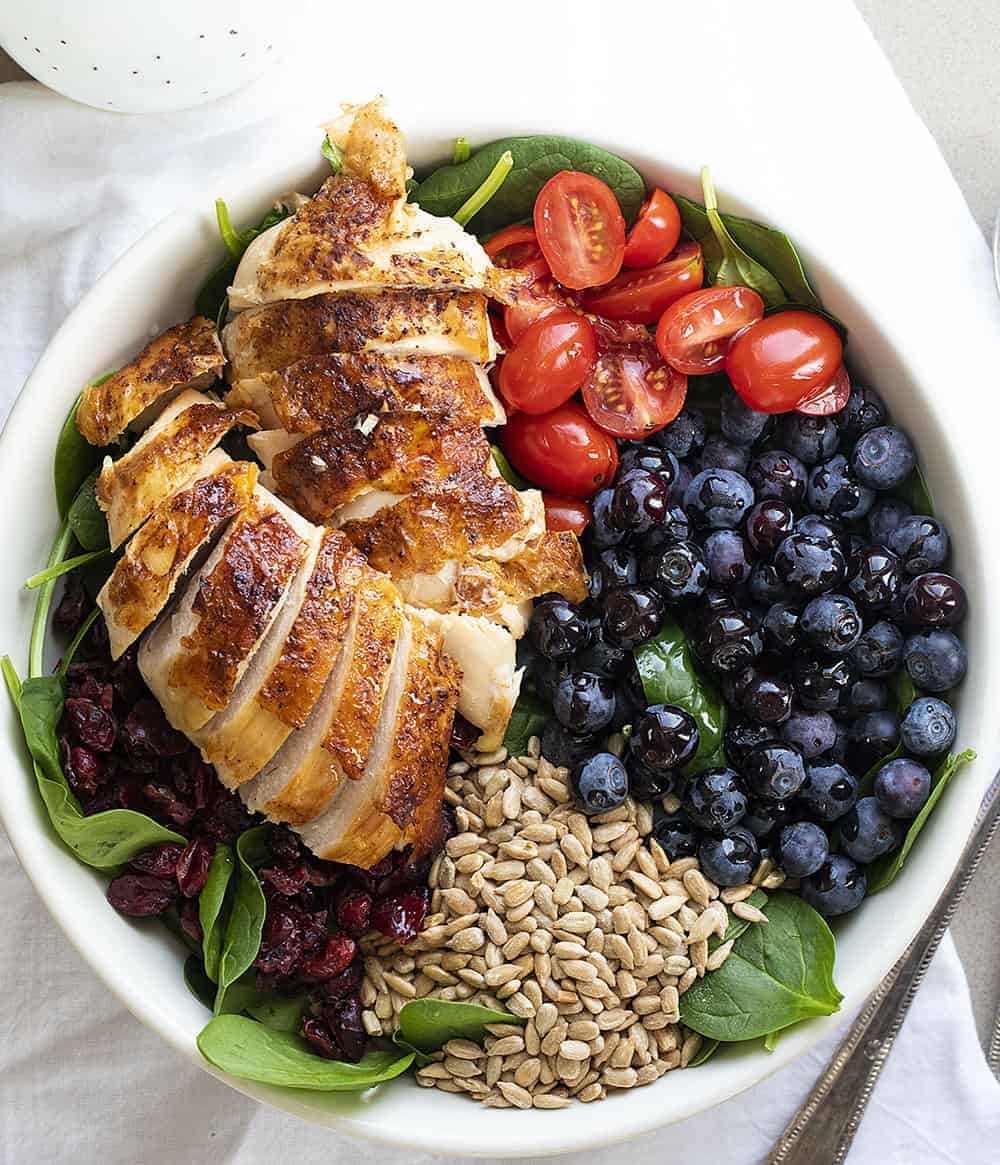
[453, 150, 514, 227]
[215, 199, 244, 260]
[320, 135, 343, 175]
[679, 891, 842, 1043]
[58, 607, 101, 676]
[687, 1038, 720, 1067]
[197, 1014, 415, 1091]
[411, 136, 645, 236]
[710, 888, 769, 950]
[246, 993, 308, 1034]
[54, 396, 103, 519]
[25, 549, 111, 590]
[185, 955, 216, 1010]
[898, 464, 934, 516]
[195, 204, 290, 322]
[214, 824, 270, 1013]
[394, 998, 523, 1057]
[633, 618, 727, 772]
[867, 750, 976, 893]
[502, 687, 550, 758]
[491, 445, 529, 490]
[66, 468, 109, 552]
[199, 843, 235, 982]
[452, 137, 470, 165]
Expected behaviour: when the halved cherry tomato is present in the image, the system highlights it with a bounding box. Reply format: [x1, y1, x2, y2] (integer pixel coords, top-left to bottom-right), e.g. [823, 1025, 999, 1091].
[503, 259, 573, 344]
[543, 494, 591, 535]
[726, 310, 843, 413]
[581, 344, 687, 439]
[500, 401, 618, 498]
[588, 315, 652, 351]
[622, 189, 682, 268]
[796, 364, 851, 416]
[534, 171, 626, 290]
[583, 242, 703, 324]
[498, 310, 597, 415]
[655, 286, 765, 375]
[485, 225, 544, 269]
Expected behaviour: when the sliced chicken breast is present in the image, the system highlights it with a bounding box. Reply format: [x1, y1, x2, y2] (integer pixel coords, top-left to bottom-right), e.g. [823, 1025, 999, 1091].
[77, 316, 225, 446]
[96, 389, 256, 549]
[139, 489, 314, 733]
[98, 455, 257, 659]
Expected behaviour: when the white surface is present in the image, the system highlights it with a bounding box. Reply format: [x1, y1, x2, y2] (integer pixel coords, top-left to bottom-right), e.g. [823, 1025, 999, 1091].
[1, 0, 1000, 1160]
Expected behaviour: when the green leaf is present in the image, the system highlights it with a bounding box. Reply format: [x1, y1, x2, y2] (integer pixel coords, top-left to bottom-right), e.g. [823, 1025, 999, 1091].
[710, 889, 769, 950]
[633, 618, 727, 773]
[197, 1015, 415, 1091]
[199, 844, 235, 982]
[54, 396, 103, 519]
[897, 464, 934, 516]
[29, 520, 74, 678]
[687, 1038, 720, 1067]
[699, 169, 786, 308]
[67, 468, 109, 551]
[680, 891, 842, 1042]
[321, 135, 344, 175]
[893, 671, 918, 715]
[185, 955, 216, 1010]
[195, 204, 291, 321]
[502, 688, 550, 757]
[867, 750, 976, 893]
[58, 607, 101, 676]
[491, 445, 530, 490]
[247, 994, 308, 1034]
[411, 135, 645, 236]
[453, 150, 514, 227]
[25, 549, 111, 590]
[395, 999, 522, 1056]
[215, 199, 244, 259]
[214, 825, 270, 1013]
[763, 1030, 780, 1053]
[452, 137, 471, 165]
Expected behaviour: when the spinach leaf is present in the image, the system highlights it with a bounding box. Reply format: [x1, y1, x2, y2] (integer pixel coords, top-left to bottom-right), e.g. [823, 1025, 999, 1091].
[491, 445, 529, 490]
[67, 468, 109, 551]
[633, 618, 727, 772]
[320, 135, 343, 175]
[199, 844, 235, 982]
[893, 671, 918, 714]
[452, 137, 471, 165]
[502, 687, 550, 757]
[395, 998, 522, 1056]
[25, 549, 111, 590]
[687, 1038, 720, 1067]
[247, 994, 308, 1034]
[215, 199, 244, 259]
[185, 955, 216, 1010]
[54, 396, 103, 519]
[698, 169, 786, 308]
[710, 888, 768, 950]
[214, 825, 269, 1013]
[898, 465, 934, 516]
[12, 672, 185, 868]
[453, 150, 514, 227]
[679, 891, 842, 1042]
[58, 607, 101, 676]
[411, 136, 645, 236]
[867, 750, 976, 893]
[194, 204, 291, 322]
[763, 1030, 780, 1053]
[197, 1015, 415, 1090]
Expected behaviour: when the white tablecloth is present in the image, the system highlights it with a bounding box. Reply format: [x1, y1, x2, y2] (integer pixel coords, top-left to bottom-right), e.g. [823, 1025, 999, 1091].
[2, 3, 1000, 1161]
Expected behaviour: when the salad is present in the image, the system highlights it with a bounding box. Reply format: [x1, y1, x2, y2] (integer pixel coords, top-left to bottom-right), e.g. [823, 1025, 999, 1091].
[5, 104, 973, 1110]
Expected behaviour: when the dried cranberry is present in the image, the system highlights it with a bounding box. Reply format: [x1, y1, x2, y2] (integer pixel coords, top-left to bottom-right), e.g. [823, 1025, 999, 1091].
[173, 755, 212, 810]
[179, 896, 203, 945]
[450, 712, 480, 753]
[129, 841, 185, 879]
[110, 645, 146, 705]
[299, 908, 329, 953]
[176, 838, 215, 897]
[123, 700, 189, 759]
[330, 996, 366, 1063]
[302, 934, 356, 982]
[335, 888, 372, 937]
[303, 859, 339, 887]
[260, 864, 310, 896]
[106, 874, 177, 917]
[371, 887, 429, 944]
[80, 614, 110, 661]
[255, 907, 304, 978]
[62, 742, 105, 795]
[301, 1017, 339, 1059]
[53, 574, 89, 636]
[318, 961, 363, 1002]
[64, 697, 117, 752]
[142, 782, 196, 827]
[195, 786, 256, 842]
[268, 825, 303, 867]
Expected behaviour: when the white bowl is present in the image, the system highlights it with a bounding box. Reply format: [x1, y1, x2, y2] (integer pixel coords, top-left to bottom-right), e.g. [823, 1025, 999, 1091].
[2, 104, 1000, 1158]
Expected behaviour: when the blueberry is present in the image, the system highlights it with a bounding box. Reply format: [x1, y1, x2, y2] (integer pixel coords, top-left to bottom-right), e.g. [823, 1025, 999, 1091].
[778, 821, 830, 878]
[720, 392, 773, 446]
[799, 594, 863, 655]
[654, 407, 707, 459]
[588, 546, 638, 602]
[554, 671, 616, 735]
[611, 468, 674, 536]
[651, 812, 699, 860]
[630, 704, 700, 772]
[748, 450, 808, 505]
[795, 514, 843, 544]
[626, 754, 675, 800]
[838, 797, 903, 863]
[807, 455, 875, 521]
[724, 720, 780, 769]
[851, 425, 915, 490]
[574, 638, 630, 680]
[699, 827, 759, 886]
[673, 461, 693, 501]
[743, 796, 791, 839]
[589, 487, 624, 549]
[763, 601, 801, 653]
[848, 710, 900, 773]
[798, 763, 858, 821]
[888, 516, 950, 577]
[745, 500, 795, 558]
[749, 561, 792, 605]
[704, 530, 753, 587]
[868, 498, 913, 546]
[841, 678, 888, 718]
[794, 655, 856, 712]
[901, 572, 967, 628]
[801, 855, 867, 916]
[851, 620, 904, 677]
[743, 742, 807, 802]
[773, 533, 846, 596]
[781, 711, 838, 760]
[845, 545, 900, 613]
[900, 697, 957, 757]
[683, 768, 749, 833]
[645, 504, 692, 548]
[617, 444, 679, 484]
[700, 434, 751, 473]
[823, 721, 851, 765]
[571, 752, 629, 815]
[776, 413, 840, 466]
[529, 599, 591, 661]
[690, 605, 761, 674]
[741, 674, 794, 725]
[612, 661, 647, 730]
[836, 383, 887, 442]
[875, 757, 932, 819]
[903, 630, 967, 692]
[601, 585, 665, 649]
[685, 468, 755, 529]
[540, 720, 598, 769]
[640, 540, 709, 604]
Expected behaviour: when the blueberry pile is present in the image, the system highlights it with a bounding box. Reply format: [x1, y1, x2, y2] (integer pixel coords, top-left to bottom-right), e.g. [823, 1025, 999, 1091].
[525, 383, 967, 917]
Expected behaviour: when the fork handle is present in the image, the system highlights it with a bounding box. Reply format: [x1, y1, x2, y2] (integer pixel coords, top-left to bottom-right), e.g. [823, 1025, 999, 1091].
[767, 774, 1000, 1165]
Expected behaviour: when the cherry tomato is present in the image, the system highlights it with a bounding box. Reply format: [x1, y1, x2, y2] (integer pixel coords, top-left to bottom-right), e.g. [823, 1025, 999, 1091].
[500, 401, 618, 498]
[583, 242, 703, 324]
[796, 364, 851, 416]
[543, 494, 591, 535]
[534, 171, 626, 290]
[726, 310, 843, 413]
[498, 310, 597, 415]
[655, 286, 765, 375]
[503, 259, 573, 344]
[581, 344, 688, 439]
[588, 315, 652, 351]
[622, 189, 682, 268]
[484, 225, 544, 269]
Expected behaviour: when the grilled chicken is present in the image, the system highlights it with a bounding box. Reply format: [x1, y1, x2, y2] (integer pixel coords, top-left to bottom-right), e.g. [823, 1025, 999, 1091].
[96, 389, 257, 549]
[77, 317, 225, 446]
[99, 455, 257, 659]
[226, 351, 504, 432]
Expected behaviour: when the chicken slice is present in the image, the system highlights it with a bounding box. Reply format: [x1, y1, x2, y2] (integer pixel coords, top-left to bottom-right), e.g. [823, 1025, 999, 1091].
[96, 389, 257, 549]
[98, 455, 257, 659]
[77, 317, 225, 446]
[227, 351, 504, 432]
[299, 617, 458, 866]
[139, 489, 313, 733]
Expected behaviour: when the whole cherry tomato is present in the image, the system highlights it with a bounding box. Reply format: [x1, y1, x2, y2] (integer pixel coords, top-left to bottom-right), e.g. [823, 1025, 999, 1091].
[583, 242, 703, 324]
[726, 310, 843, 413]
[500, 401, 619, 498]
[655, 286, 765, 375]
[581, 345, 688, 439]
[796, 364, 851, 416]
[484, 225, 544, 268]
[498, 310, 597, 414]
[622, 189, 682, 268]
[542, 494, 591, 535]
[534, 171, 626, 290]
